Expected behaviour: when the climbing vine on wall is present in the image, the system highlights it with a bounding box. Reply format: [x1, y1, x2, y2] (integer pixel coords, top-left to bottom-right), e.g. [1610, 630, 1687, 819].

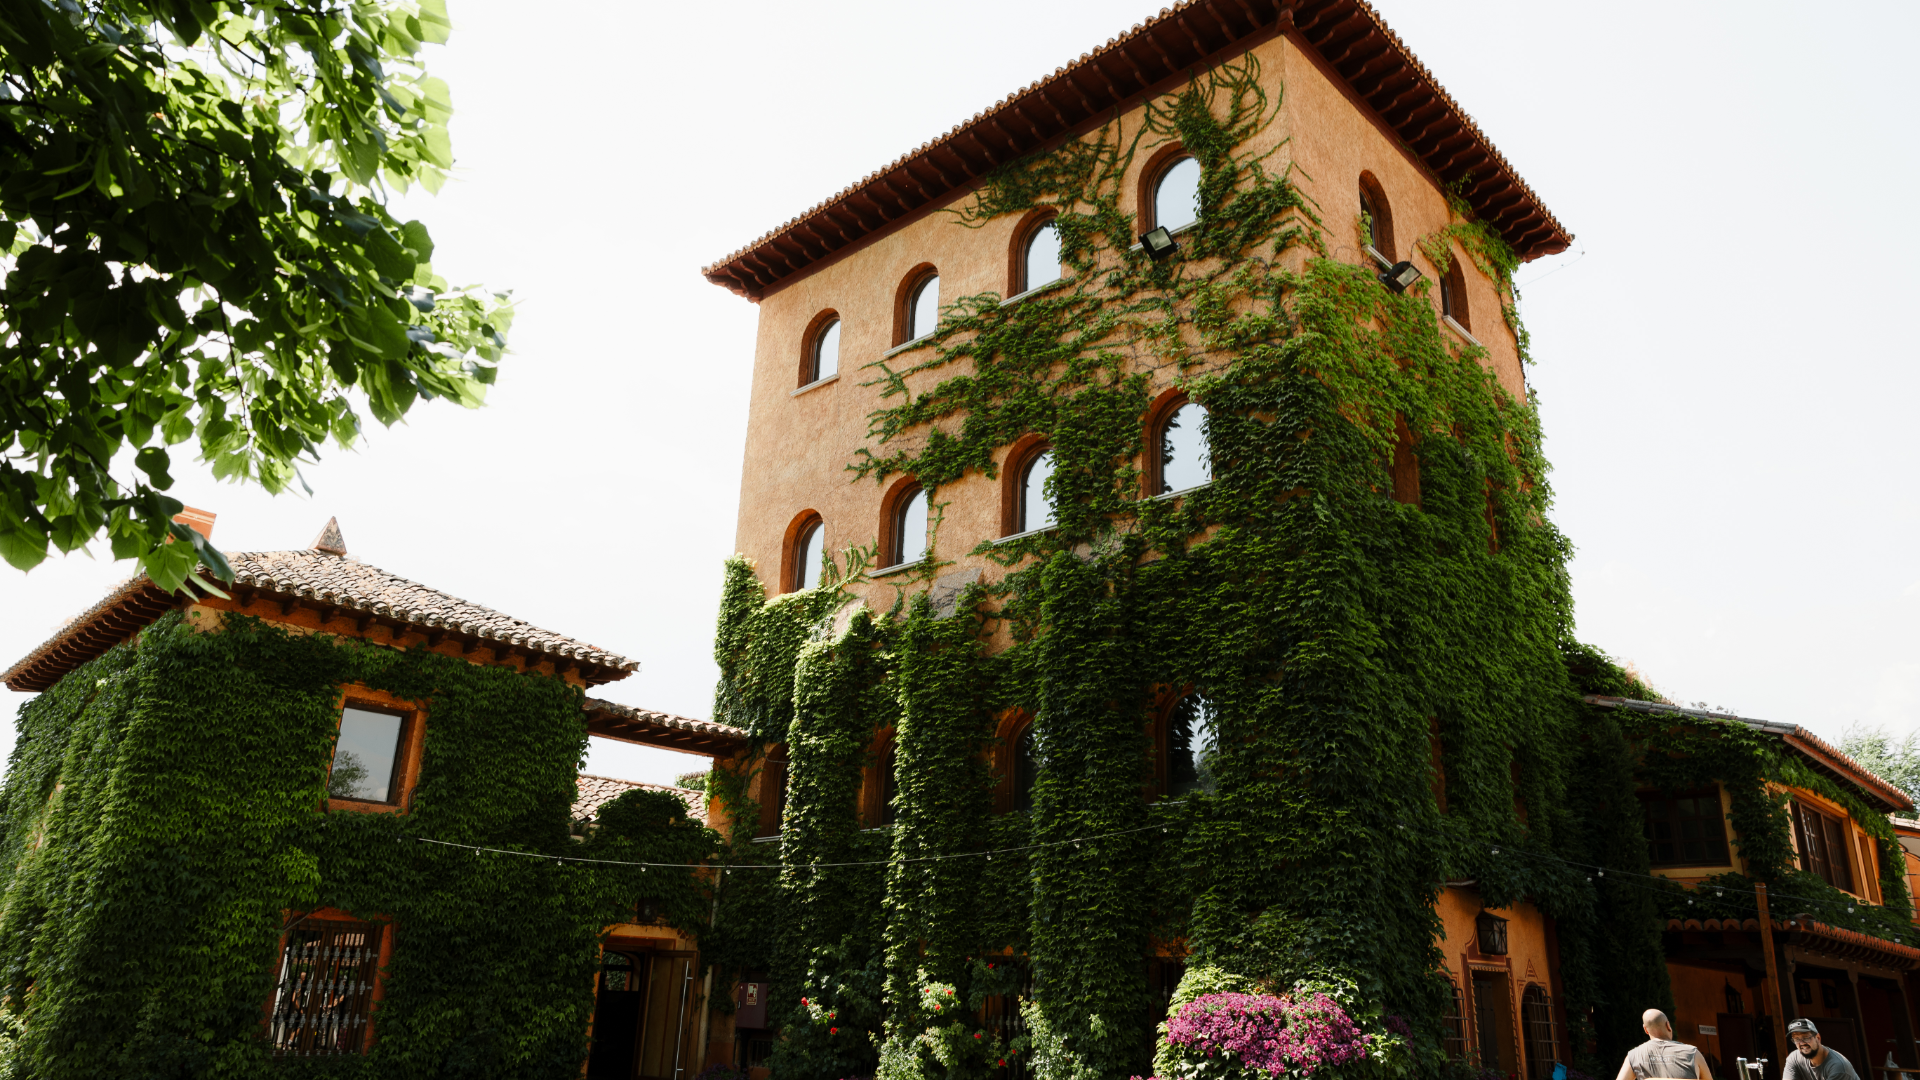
[0, 612, 713, 1080]
[709, 52, 1681, 1080]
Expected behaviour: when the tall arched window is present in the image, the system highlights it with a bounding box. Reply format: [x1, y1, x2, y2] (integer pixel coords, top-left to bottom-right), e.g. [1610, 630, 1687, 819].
[1358, 172, 1395, 261]
[809, 317, 840, 384]
[1520, 985, 1556, 1080]
[790, 517, 824, 592]
[1440, 258, 1470, 332]
[1157, 401, 1211, 494]
[1018, 450, 1055, 533]
[890, 486, 930, 567]
[1153, 156, 1202, 233]
[1164, 693, 1218, 798]
[1020, 220, 1063, 294]
[879, 745, 899, 826]
[907, 273, 940, 341]
[1013, 725, 1037, 812]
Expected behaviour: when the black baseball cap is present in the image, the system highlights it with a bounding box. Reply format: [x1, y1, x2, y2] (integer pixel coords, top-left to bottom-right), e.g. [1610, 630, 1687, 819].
[1787, 1019, 1820, 1036]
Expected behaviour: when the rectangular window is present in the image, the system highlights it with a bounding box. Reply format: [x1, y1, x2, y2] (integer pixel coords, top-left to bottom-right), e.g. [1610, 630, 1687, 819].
[330, 706, 405, 804]
[1640, 788, 1731, 867]
[268, 920, 381, 1057]
[1792, 801, 1855, 892]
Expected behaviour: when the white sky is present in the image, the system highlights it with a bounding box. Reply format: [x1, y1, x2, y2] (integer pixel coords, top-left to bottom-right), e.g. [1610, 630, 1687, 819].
[4, 0, 1917, 783]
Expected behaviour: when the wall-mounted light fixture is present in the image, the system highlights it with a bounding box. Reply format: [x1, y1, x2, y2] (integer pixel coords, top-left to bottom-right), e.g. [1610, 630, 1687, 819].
[1139, 227, 1180, 262]
[1379, 260, 1423, 294]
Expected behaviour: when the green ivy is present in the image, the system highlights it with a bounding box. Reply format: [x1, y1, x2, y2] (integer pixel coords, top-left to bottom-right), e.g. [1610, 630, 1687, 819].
[0, 612, 712, 1079]
[705, 51, 1920, 1080]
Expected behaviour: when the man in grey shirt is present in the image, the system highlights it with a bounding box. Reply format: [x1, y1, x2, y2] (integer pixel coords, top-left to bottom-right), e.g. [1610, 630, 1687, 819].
[1617, 1009, 1715, 1080]
[1784, 1019, 1861, 1080]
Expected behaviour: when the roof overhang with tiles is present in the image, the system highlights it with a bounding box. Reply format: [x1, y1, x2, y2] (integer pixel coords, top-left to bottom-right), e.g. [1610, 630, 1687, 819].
[702, 0, 1571, 301]
[585, 698, 750, 757]
[1586, 696, 1915, 814]
[1666, 916, 1920, 971]
[5, 552, 640, 693]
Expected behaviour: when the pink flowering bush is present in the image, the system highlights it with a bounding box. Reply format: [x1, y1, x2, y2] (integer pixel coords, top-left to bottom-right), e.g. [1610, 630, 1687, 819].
[1147, 990, 1373, 1080]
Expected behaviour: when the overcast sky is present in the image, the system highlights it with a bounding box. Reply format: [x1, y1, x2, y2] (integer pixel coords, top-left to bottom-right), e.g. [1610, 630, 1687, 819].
[4, 0, 1917, 784]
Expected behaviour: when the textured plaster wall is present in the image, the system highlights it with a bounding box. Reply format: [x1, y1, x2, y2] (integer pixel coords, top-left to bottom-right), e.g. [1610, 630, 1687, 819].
[1437, 885, 1561, 1075]
[730, 30, 1527, 617]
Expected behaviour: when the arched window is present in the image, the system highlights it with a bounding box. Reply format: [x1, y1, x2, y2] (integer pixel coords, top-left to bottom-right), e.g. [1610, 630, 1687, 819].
[1020, 219, 1063, 294]
[1440, 258, 1470, 332]
[790, 516, 824, 592]
[1358, 172, 1395, 261]
[1163, 693, 1218, 799]
[889, 485, 930, 567]
[1153, 156, 1202, 233]
[907, 273, 940, 341]
[1017, 450, 1055, 533]
[1012, 725, 1038, 812]
[1157, 401, 1211, 494]
[809, 317, 840, 384]
[1520, 985, 1556, 1080]
[879, 745, 899, 826]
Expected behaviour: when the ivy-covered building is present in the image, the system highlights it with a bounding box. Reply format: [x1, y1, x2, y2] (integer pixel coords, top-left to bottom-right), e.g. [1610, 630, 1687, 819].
[686, 4, 1920, 1080]
[1581, 696, 1920, 1076]
[0, 514, 734, 1080]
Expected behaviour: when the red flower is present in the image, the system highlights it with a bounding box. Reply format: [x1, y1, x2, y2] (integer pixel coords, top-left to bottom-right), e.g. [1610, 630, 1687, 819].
[974, 1032, 983, 1040]
[801, 998, 809, 1005]
[999, 1060, 1008, 1067]
[831, 1027, 839, 1035]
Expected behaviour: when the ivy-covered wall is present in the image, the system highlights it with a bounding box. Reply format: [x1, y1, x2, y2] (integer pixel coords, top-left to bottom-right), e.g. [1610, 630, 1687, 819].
[705, 56, 1680, 1080]
[0, 611, 712, 1080]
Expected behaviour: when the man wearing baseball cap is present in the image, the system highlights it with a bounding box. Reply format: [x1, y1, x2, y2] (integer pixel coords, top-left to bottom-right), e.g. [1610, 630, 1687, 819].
[1785, 1019, 1861, 1080]
[1616, 1009, 1714, 1080]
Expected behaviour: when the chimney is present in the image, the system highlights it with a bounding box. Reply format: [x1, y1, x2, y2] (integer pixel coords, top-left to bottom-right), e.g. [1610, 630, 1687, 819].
[171, 507, 216, 540]
[311, 517, 347, 556]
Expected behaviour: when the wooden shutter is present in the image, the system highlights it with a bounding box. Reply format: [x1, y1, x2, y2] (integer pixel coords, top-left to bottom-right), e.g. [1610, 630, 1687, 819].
[1824, 815, 1854, 891]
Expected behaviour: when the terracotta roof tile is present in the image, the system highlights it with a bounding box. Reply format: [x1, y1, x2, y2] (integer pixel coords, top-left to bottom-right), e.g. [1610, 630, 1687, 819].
[4, 549, 637, 692]
[573, 773, 704, 822]
[703, 0, 1572, 299]
[583, 698, 750, 756]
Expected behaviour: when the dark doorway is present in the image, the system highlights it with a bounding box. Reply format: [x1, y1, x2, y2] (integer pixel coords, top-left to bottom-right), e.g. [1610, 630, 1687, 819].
[588, 951, 698, 1080]
[1718, 1014, 1756, 1069]
[589, 953, 644, 1079]
[1473, 972, 1516, 1073]
[1858, 976, 1917, 1069]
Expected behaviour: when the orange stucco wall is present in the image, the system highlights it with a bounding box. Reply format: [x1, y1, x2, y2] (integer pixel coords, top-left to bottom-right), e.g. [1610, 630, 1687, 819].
[1437, 885, 1562, 1074]
[730, 30, 1526, 616]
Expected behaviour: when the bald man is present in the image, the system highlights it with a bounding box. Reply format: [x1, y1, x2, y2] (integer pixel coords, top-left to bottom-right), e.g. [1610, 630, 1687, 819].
[1616, 1009, 1714, 1080]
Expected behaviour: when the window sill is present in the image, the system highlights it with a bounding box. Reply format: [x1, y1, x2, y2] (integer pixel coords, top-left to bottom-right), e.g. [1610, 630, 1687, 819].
[791, 373, 839, 397]
[999, 276, 1072, 308]
[1152, 481, 1211, 501]
[1128, 221, 1201, 255]
[870, 559, 928, 578]
[750, 833, 780, 844]
[1442, 315, 1483, 349]
[883, 334, 936, 360]
[993, 524, 1057, 545]
[327, 797, 406, 815]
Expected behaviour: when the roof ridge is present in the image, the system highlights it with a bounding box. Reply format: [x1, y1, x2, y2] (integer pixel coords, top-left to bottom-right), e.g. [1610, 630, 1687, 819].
[703, 0, 1570, 298]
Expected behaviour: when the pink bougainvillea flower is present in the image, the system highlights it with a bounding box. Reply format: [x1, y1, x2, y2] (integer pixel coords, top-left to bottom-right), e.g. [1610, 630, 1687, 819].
[1163, 991, 1367, 1078]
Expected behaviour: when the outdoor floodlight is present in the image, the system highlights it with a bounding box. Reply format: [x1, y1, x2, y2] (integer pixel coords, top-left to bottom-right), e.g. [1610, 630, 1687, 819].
[1378, 260, 1422, 294]
[1139, 226, 1180, 262]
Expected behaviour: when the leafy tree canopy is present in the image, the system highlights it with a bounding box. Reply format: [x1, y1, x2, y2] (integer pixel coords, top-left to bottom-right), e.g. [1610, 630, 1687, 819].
[0, 0, 512, 591]
[1840, 724, 1920, 810]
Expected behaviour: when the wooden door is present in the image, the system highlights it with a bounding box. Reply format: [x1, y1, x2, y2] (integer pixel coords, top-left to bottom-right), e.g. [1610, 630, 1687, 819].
[634, 953, 696, 1080]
